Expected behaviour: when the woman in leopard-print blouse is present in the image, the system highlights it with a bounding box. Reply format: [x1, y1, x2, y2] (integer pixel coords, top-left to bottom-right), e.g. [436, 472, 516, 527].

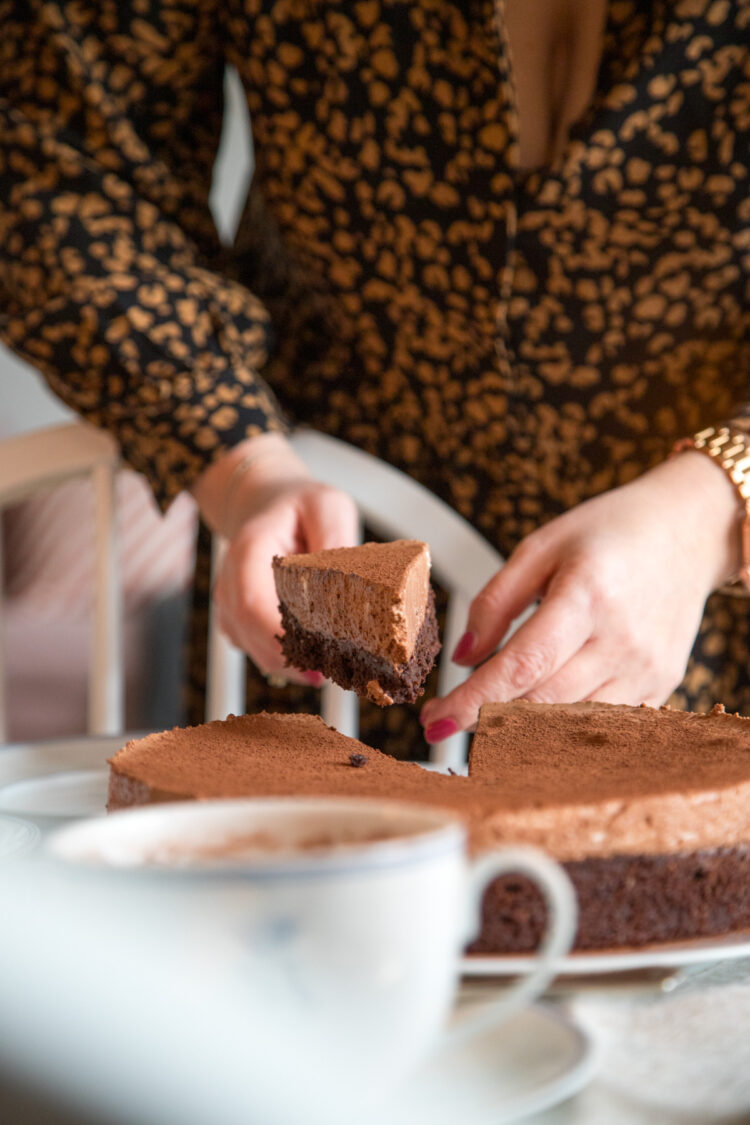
[1, 1, 749, 753]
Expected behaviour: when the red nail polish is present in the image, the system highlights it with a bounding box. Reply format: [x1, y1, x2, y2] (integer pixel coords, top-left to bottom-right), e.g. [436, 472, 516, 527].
[452, 631, 476, 663]
[424, 718, 460, 743]
[303, 671, 324, 687]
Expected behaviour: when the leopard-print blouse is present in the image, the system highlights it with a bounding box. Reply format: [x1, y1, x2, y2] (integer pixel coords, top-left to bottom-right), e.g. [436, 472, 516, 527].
[1, 1, 749, 745]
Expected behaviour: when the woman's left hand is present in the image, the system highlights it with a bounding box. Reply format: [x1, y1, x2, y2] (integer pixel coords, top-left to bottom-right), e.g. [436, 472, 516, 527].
[420, 451, 742, 743]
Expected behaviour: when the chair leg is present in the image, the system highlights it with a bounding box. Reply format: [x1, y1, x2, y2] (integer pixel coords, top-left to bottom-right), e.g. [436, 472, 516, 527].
[206, 536, 247, 720]
[321, 682, 359, 738]
[90, 463, 123, 735]
[0, 519, 6, 745]
[428, 592, 473, 768]
[207, 630, 247, 721]
[319, 509, 362, 737]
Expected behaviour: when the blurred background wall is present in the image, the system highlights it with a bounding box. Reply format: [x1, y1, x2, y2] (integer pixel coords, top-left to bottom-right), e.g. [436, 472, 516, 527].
[1, 69, 252, 741]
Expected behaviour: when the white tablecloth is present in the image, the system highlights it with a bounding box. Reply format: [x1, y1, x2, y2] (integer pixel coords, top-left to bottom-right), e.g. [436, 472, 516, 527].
[528, 958, 750, 1124]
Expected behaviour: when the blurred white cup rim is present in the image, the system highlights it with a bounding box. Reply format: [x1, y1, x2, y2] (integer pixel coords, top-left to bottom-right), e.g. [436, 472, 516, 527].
[47, 796, 468, 879]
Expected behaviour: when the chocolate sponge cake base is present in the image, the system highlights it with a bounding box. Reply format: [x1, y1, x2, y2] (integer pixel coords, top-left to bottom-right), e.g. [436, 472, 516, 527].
[468, 845, 750, 954]
[278, 589, 441, 705]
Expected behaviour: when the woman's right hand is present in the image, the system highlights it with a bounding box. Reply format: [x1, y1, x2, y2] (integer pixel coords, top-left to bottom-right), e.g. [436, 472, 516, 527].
[193, 433, 359, 685]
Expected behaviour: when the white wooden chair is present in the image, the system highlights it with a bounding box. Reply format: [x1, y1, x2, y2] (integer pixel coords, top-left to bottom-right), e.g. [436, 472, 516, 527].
[207, 429, 508, 769]
[0, 422, 123, 742]
[0, 422, 512, 769]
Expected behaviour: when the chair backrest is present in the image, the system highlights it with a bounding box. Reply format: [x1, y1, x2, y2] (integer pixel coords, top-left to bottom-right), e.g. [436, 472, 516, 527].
[0, 422, 123, 741]
[206, 430, 509, 769]
[0, 423, 511, 768]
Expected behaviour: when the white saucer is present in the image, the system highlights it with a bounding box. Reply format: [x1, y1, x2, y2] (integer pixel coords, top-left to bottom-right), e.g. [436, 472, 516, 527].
[0, 769, 110, 817]
[0, 734, 137, 819]
[0, 813, 42, 858]
[0, 739, 450, 821]
[380, 1004, 595, 1125]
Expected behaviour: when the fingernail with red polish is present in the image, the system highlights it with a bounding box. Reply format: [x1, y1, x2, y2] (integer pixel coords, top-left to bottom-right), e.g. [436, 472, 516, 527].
[424, 718, 460, 744]
[303, 671, 324, 687]
[452, 631, 476, 663]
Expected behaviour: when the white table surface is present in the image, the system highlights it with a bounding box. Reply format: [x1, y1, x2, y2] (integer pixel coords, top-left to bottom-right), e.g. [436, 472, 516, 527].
[509, 957, 750, 1124]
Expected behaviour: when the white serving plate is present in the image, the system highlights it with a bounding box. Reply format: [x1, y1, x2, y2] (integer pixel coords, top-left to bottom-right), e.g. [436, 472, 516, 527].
[0, 733, 139, 818]
[461, 930, 750, 978]
[0, 812, 41, 858]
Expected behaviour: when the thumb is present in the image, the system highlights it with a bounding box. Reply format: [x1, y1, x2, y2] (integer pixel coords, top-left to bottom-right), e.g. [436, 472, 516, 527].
[301, 484, 360, 552]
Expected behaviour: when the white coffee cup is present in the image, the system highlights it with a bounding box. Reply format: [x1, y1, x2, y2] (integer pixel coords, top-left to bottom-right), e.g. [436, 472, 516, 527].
[49, 797, 576, 1105]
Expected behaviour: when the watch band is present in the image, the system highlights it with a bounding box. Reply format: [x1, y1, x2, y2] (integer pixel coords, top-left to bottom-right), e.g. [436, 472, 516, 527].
[673, 425, 750, 593]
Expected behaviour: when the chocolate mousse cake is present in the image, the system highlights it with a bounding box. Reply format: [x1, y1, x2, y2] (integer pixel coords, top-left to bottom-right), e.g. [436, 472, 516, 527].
[272, 540, 440, 705]
[107, 702, 750, 953]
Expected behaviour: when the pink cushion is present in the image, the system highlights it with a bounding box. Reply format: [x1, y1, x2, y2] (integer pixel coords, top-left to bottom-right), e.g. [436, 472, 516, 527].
[4, 603, 145, 741]
[3, 469, 197, 618]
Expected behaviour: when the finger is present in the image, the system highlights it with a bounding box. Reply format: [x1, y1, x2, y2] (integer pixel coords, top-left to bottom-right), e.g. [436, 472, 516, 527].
[219, 611, 319, 686]
[421, 581, 593, 737]
[523, 640, 611, 704]
[302, 487, 359, 552]
[218, 587, 318, 686]
[454, 538, 558, 667]
[220, 485, 357, 684]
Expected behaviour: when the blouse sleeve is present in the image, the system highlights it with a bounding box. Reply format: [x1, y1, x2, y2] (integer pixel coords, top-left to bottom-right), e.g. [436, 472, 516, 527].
[0, 17, 285, 510]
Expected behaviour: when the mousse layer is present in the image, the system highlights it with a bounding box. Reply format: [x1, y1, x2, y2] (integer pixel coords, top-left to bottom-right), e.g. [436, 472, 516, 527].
[469, 701, 750, 860]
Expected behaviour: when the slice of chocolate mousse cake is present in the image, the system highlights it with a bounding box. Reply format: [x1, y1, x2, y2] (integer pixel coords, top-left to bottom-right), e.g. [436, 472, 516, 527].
[272, 540, 440, 705]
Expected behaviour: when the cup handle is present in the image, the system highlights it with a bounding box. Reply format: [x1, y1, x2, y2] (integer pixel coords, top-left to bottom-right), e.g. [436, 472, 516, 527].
[441, 846, 577, 1050]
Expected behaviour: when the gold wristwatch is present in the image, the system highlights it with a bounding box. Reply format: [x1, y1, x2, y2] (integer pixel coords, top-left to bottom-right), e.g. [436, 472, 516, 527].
[673, 425, 750, 594]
